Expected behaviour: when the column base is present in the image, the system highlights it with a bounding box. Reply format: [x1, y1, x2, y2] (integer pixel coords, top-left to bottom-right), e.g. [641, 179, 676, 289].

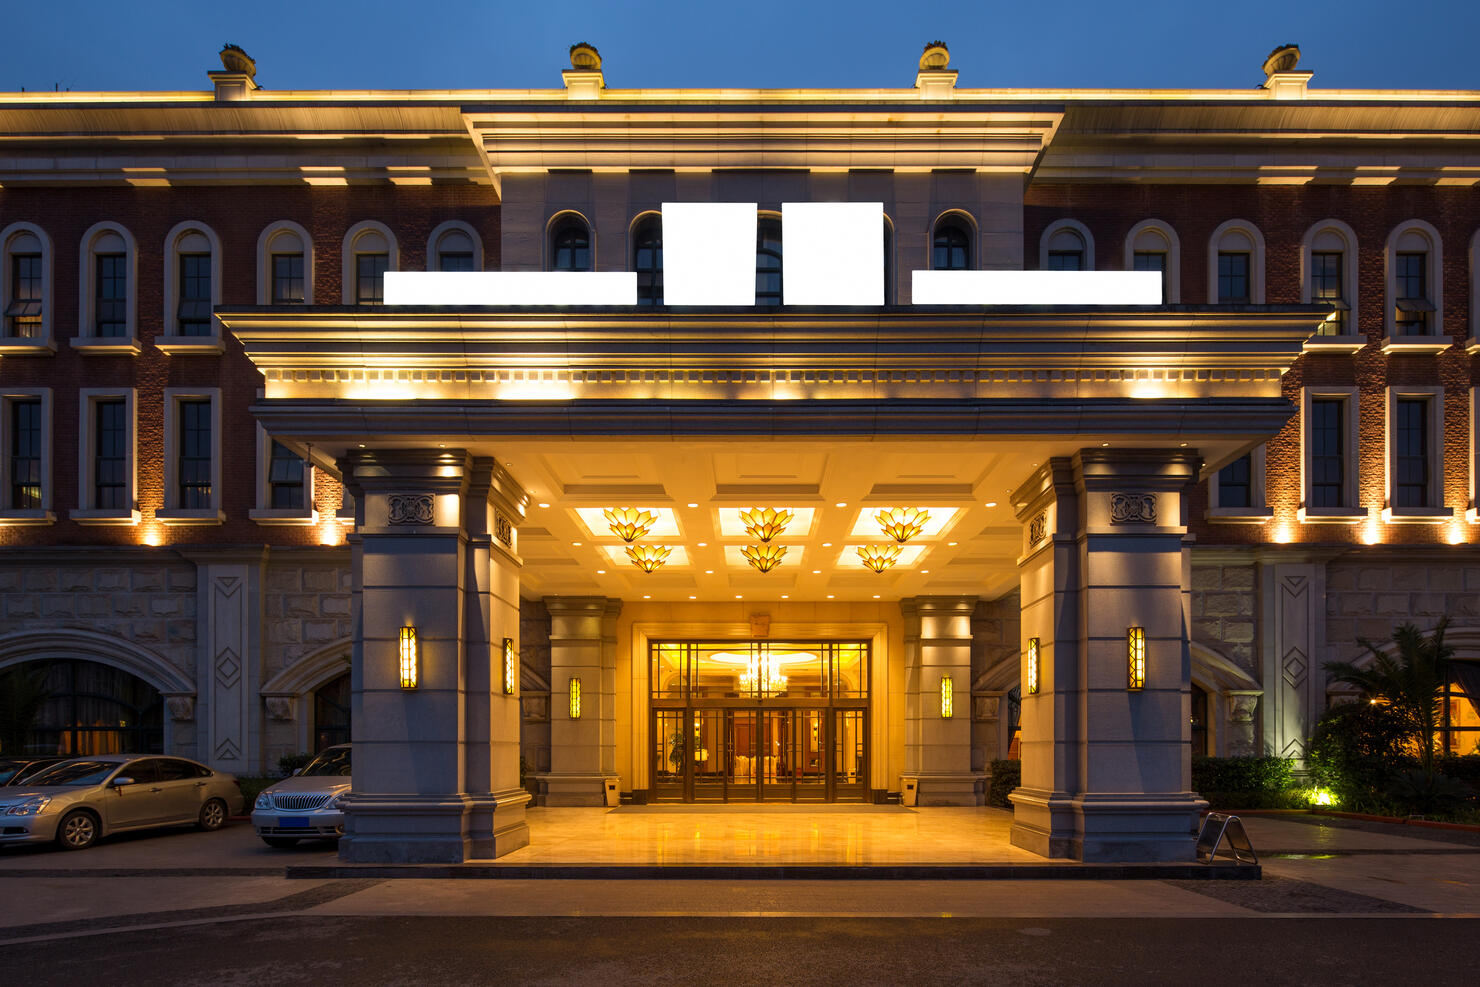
[1008, 786, 1077, 858]
[1070, 792, 1207, 863]
[538, 771, 619, 807]
[903, 771, 984, 807]
[339, 790, 532, 863]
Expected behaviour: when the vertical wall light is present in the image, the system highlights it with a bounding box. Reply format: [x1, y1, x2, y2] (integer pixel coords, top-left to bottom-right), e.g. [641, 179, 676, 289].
[1127, 626, 1147, 691]
[398, 625, 418, 690]
[1026, 637, 1041, 695]
[502, 637, 517, 695]
[568, 677, 582, 719]
[939, 675, 954, 718]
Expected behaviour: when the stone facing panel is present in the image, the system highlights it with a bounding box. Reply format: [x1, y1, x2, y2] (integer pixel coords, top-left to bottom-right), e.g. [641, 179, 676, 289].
[1190, 561, 1258, 673]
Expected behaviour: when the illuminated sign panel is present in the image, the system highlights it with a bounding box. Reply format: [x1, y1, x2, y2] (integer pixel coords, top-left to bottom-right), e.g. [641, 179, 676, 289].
[912, 270, 1163, 306]
[661, 202, 757, 306]
[782, 202, 883, 305]
[384, 271, 636, 306]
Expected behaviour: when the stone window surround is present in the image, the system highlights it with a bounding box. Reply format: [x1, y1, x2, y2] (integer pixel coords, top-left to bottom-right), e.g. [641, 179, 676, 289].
[546, 210, 594, 272]
[249, 423, 316, 526]
[929, 208, 978, 270]
[157, 220, 224, 355]
[0, 221, 55, 352]
[71, 386, 139, 525]
[256, 220, 315, 305]
[340, 220, 399, 305]
[157, 386, 224, 525]
[72, 221, 140, 355]
[1039, 218, 1095, 270]
[1206, 444, 1272, 522]
[1381, 219, 1448, 352]
[0, 386, 53, 523]
[1207, 219, 1267, 304]
[427, 219, 484, 272]
[1383, 384, 1452, 522]
[1123, 219, 1181, 304]
[1300, 219, 1363, 351]
[1298, 386, 1363, 522]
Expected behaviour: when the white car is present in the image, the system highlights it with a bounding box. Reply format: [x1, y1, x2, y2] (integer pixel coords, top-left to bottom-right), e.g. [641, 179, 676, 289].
[251, 745, 350, 847]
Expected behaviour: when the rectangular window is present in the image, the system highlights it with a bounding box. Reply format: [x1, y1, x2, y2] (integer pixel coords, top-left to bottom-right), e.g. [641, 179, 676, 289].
[177, 254, 212, 335]
[178, 400, 213, 509]
[1309, 398, 1345, 508]
[7, 398, 41, 510]
[94, 399, 127, 510]
[1046, 251, 1082, 271]
[5, 254, 43, 338]
[1311, 251, 1346, 335]
[267, 441, 305, 509]
[356, 253, 389, 305]
[1133, 251, 1167, 303]
[1218, 454, 1253, 508]
[437, 252, 474, 273]
[1395, 398, 1430, 508]
[1395, 252, 1430, 335]
[1218, 252, 1250, 304]
[95, 254, 127, 337]
[271, 253, 305, 304]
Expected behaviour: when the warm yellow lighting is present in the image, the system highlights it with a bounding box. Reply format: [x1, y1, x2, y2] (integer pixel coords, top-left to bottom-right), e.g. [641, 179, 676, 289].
[740, 644, 789, 697]
[568, 677, 582, 719]
[874, 506, 930, 543]
[739, 507, 794, 542]
[1306, 787, 1338, 807]
[398, 625, 418, 689]
[1272, 523, 1294, 544]
[626, 544, 672, 572]
[1362, 512, 1381, 545]
[940, 675, 954, 718]
[1446, 520, 1467, 545]
[741, 543, 787, 572]
[856, 544, 902, 572]
[1026, 637, 1041, 695]
[603, 507, 659, 542]
[1127, 626, 1146, 690]
[502, 637, 517, 696]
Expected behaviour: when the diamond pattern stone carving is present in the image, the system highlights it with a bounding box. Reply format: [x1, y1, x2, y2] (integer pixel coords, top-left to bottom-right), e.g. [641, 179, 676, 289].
[215, 647, 241, 689]
[1281, 647, 1307, 690]
[214, 738, 241, 760]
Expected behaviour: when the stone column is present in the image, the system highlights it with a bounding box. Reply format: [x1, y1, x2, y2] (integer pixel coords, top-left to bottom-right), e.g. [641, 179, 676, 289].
[1012, 450, 1206, 862]
[189, 548, 267, 774]
[900, 596, 982, 805]
[539, 596, 622, 805]
[337, 449, 530, 863]
[1259, 562, 1322, 761]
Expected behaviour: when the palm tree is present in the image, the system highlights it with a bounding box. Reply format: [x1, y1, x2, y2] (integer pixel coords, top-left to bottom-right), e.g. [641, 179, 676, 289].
[1323, 617, 1453, 775]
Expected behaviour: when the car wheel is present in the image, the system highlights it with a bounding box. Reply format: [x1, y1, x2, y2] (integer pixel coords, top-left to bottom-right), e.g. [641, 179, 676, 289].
[55, 810, 98, 851]
[262, 836, 300, 848]
[197, 798, 228, 831]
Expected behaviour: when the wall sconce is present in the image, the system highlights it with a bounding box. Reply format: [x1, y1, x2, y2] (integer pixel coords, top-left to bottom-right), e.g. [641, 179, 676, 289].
[1026, 637, 1040, 695]
[939, 675, 953, 718]
[502, 637, 517, 695]
[1127, 626, 1146, 691]
[568, 676, 582, 719]
[398, 625, 418, 690]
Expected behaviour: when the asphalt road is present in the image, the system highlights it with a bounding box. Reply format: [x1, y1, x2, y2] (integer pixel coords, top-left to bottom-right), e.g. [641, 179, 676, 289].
[4, 915, 1477, 986]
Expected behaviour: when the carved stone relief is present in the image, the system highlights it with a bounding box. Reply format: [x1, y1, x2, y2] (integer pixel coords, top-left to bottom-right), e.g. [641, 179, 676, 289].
[165, 695, 195, 721]
[387, 493, 434, 525]
[1028, 512, 1047, 546]
[1109, 492, 1156, 524]
[265, 696, 295, 721]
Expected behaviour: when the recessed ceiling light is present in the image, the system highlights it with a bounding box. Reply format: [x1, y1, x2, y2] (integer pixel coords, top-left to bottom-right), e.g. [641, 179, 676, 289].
[985, 501, 998, 508]
[572, 541, 582, 547]
[705, 569, 714, 574]
[947, 541, 958, 546]
[821, 542, 832, 547]
[735, 594, 743, 599]
[826, 594, 835, 599]
[689, 595, 696, 600]
[835, 502, 847, 508]
[781, 594, 790, 599]
[687, 502, 699, 508]
[921, 569, 930, 574]
[1180, 442, 1188, 447]
[812, 570, 821, 574]
[596, 569, 606, 574]
[538, 503, 550, 509]
[642, 594, 651, 599]
[1101, 442, 1109, 447]
[697, 542, 708, 547]
[438, 443, 446, 448]
[357, 443, 366, 448]
[872, 594, 880, 599]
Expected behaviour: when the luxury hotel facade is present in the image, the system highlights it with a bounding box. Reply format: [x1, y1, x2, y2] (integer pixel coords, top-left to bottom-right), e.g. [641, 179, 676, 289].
[2, 43, 1478, 862]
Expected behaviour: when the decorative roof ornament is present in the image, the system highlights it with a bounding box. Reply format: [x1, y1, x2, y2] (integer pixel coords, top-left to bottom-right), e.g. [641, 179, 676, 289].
[603, 507, 658, 542]
[919, 41, 950, 71]
[874, 506, 930, 543]
[569, 42, 602, 71]
[856, 544, 903, 573]
[741, 544, 787, 573]
[219, 44, 256, 79]
[1261, 44, 1300, 80]
[739, 507, 794, 542]
[625, 544, 671, 572]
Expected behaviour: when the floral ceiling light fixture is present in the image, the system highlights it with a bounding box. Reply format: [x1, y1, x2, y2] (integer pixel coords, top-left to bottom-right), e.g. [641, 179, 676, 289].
[856, 544, 903, 573]
[739, 507, 794, 542]
[875, 506, 930, 543]
[604, 507, 658, 542]
[741, 544, 787, 573]
[626, 544, 672, 572]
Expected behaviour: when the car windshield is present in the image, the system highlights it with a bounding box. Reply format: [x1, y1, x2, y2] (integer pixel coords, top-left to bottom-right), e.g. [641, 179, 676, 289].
[24, 761, 120, 787]
[0, 761, 27, 784]
[299, 747, 351, 777]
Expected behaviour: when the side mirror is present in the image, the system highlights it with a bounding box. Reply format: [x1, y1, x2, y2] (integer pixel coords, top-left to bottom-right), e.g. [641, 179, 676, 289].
[291, 768, 303, 776]
[111, 776, 135, 787]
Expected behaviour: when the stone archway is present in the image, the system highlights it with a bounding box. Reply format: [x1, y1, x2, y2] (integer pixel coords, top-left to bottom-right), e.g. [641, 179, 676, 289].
[260, 637, 353, 757]
[1189, 642, 1262, 756]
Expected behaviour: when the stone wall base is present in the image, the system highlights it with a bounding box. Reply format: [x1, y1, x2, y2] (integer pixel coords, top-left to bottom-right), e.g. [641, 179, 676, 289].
[340, 791, 530, 863]
[1008, 787, 1077, 858]
[906, 771, 985, 806]
[538, 772, 618, 807]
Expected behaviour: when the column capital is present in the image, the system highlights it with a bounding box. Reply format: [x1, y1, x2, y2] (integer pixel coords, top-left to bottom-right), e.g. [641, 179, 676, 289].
[543, 596, 624, 621]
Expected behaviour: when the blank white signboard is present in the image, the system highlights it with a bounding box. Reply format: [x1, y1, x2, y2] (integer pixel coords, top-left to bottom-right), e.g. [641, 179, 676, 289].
[911, 270, 1163, 305]
[662, 202, 757, 306]
[384, 271, 637, 306]
[783, 202, 883, 305]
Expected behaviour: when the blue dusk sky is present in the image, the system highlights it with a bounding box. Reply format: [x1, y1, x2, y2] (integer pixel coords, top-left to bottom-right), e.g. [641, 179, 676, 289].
[6, 0, 1479, 93]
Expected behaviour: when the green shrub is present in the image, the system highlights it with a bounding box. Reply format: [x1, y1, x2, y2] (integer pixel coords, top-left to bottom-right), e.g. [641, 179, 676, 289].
[1436, 755, 1480, 788]
[987, 759, 1019, 808]
[1305, 701, 1415, 811]
[1191, 755, 1293, 794]
[1386, 769, 1476, 816]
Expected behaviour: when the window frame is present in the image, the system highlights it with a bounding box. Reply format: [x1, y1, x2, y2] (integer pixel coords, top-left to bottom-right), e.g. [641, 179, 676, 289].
[72, 387, 139, 525]
[930, 211, 975, 272]
[630, 212, 663, 307]
[427, 220, 484, 273]
[157, 387, 224, 525]
[1300, 220, 1363, 352]
[1382, 220, 1448, 353]
[1383, 385, 1452, 522]
[1206, 444, 1273, 522]
[547, 211, 593, 272]
[256, 221, 315, 305]
[0, 222, 55, 353]
[0, 387, 53, 524]
[340, 221, 399, 305]
[1122, 220, 1181, 303]
[1206, 220, 1266, 304]
[1039, 219, 1095, 271]
[73, 222, 140, 355]
[1298, 387, 1363, 522]
[755, 211, 783, 308]
[157, 221, 223, 355]
[250, 424, 317, 526]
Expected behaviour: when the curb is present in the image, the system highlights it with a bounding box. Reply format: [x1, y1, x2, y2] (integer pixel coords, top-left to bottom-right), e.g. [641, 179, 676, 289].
[1311, 809, 1480, 834]
[283, 862, 1261, 881]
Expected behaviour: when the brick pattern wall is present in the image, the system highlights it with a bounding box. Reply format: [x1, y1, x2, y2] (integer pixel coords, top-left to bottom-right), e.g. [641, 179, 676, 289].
[1189, 562, 1258, 673]
[1324, 556, 1480, 666]
[262, 558, 354, 679]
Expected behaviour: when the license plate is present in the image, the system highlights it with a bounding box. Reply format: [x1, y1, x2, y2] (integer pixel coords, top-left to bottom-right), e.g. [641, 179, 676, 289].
[279, 817, 310, 828]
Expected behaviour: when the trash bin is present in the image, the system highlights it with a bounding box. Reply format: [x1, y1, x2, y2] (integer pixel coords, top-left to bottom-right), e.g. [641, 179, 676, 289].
[604, 778, 620, 807]
[901, 777, 918, 807]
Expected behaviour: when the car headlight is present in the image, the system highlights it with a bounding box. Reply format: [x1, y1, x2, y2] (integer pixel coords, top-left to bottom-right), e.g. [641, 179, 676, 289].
[4, 796, 51, 816]
[327, 793, 346, 809]
[254, 792, 273, 810]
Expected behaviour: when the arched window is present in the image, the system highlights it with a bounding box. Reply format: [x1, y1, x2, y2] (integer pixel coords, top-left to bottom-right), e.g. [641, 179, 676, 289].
[76, 221, 139, 350]
[163, 222, 222, 339]
[632, 213, 662, 306]
[428, 220, 483, 272]
[0, 658, 163, 755]
[1040, 219, 1094, 271]
[1301, 220, 1358, 338]
[931, 213, 973, 271]
[257, 221, 313, 305]
[756, 214, 783, 307]
[549, 214, 592, 272]
[1124, 220, 1181, 304]
[342, 221, 398, 305]
[1386, 220, 1443, 338]
[313, 671, 351, 751]
[1208, 220, 1267, 304]
[882, 216, 895, 305]
[1, 223, 52, 344]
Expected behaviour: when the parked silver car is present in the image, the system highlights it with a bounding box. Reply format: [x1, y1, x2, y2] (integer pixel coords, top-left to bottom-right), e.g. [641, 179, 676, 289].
[0, 754, 243, 851]
[252, 744, 351, 847]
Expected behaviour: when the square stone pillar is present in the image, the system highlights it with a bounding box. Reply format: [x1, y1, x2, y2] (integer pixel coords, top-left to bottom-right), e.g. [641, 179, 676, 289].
[538, 596, 621, 805]
[901, 596, 983, 805]
[337, 449, 530, 863]
[1011, 450, 1207, 862]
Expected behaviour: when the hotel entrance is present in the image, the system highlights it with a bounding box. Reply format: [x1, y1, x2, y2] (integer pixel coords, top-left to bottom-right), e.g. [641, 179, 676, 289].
[650, 641, 869, 803]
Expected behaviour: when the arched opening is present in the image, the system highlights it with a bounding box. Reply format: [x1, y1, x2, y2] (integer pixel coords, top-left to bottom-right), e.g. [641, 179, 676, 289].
[932, 215, 972, 270]
[632, 214, 662, 306]
[550, 215, 592, 272]
[755, 214, 782, 307]
[0, 659, 162, 756]
[313, 671, 351, 751]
